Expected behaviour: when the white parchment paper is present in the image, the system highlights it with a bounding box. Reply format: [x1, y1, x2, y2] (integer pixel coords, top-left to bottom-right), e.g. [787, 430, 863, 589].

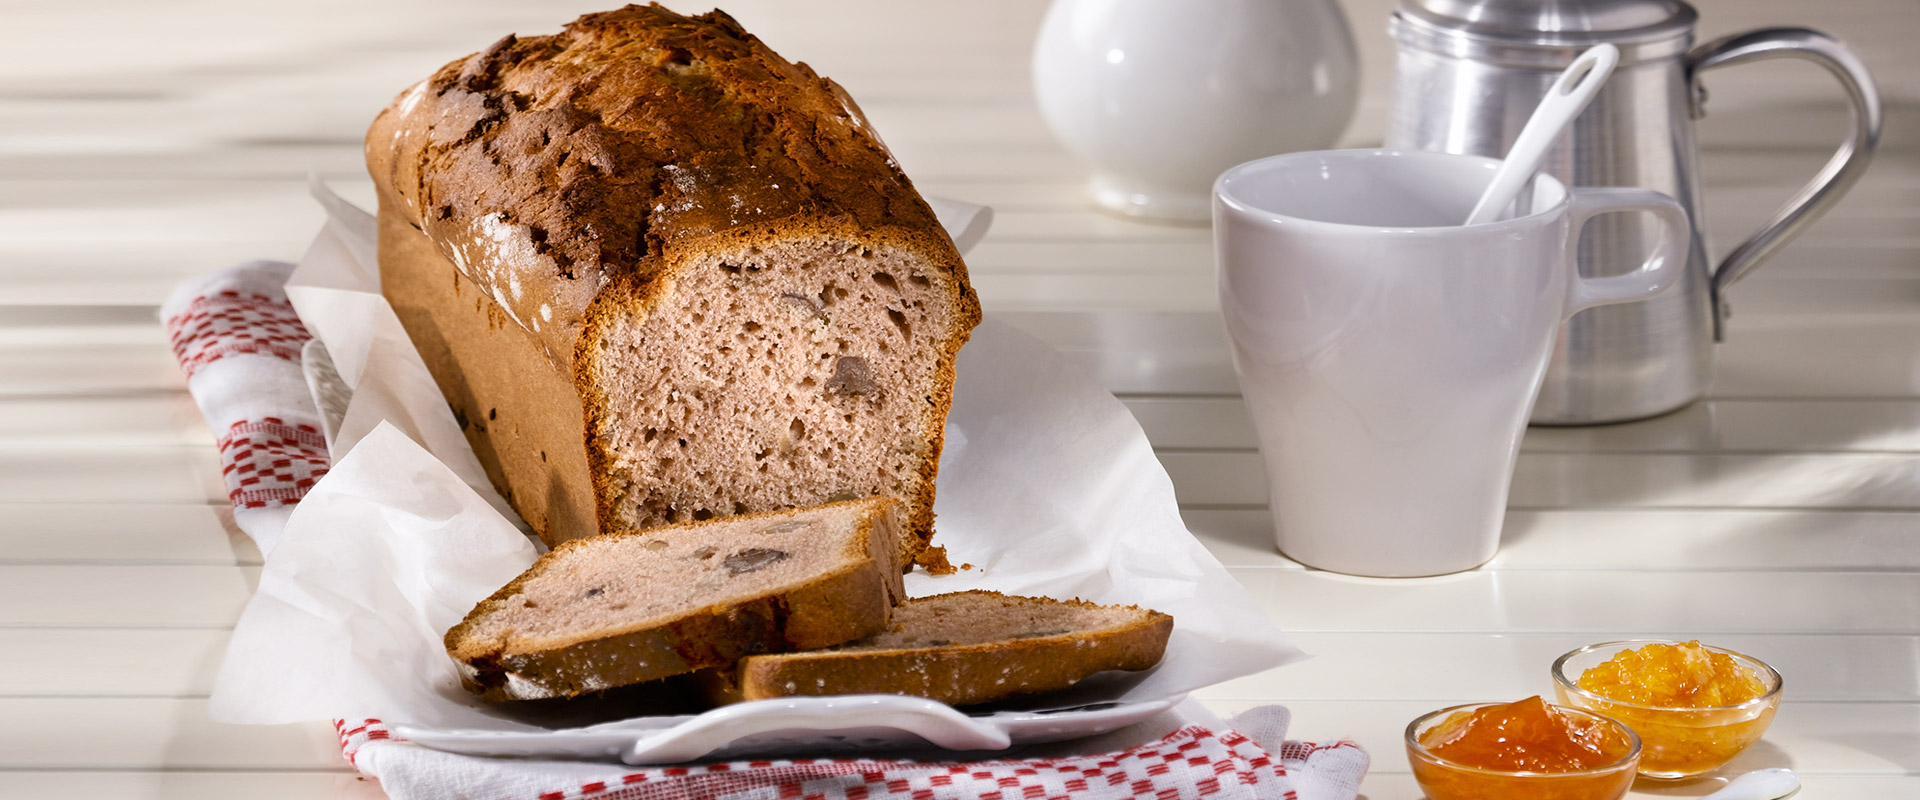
[207, 184, 1303, 730]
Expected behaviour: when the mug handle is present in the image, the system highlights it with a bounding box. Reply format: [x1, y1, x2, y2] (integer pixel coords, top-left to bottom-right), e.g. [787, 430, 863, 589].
[1563, 187, 1691, 316]
[1690, 28, 1883, 340]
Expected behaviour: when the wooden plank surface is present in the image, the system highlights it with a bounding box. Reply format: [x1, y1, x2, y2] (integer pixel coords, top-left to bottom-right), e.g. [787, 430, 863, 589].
[3, 0, 1917, 796]
[0, 773, 383, 800]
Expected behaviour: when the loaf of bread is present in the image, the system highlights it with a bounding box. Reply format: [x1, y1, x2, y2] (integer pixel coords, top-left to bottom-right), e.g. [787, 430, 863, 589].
[447, 497, 907, 702]
[366, 4, 981, 568]
[700, 591, 1174, 707]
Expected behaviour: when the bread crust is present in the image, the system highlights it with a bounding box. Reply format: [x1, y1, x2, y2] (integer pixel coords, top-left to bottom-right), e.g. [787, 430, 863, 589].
[379, 204, 598, 540]
[368, 3, 981, 557]
[704, 591, 1175, 707]
[446, 498, 906, 703]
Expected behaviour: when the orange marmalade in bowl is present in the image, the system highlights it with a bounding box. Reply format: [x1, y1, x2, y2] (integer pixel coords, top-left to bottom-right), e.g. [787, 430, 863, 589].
[1552, 640, 1783, 779]
[1405, 697, 1640, 800]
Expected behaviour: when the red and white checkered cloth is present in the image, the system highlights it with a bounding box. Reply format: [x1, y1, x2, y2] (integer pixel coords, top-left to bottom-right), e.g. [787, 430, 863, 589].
[337, 705, 1374, 798]
[162, 260, 329, 555]
[338, 707, 1367, 800]
[168, 261, 1368, 800]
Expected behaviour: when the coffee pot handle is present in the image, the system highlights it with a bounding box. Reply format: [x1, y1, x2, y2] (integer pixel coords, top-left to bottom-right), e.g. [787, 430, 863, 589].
[1689, 28, 1883, 340]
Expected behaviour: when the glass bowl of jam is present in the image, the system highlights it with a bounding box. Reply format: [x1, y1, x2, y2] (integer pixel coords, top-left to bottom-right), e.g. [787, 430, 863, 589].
[1553, 640, 1783, 779]
[1405, 696, 1641, 800]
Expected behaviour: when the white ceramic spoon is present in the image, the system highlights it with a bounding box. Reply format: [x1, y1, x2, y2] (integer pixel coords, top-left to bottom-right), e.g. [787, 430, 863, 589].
[1463, 43, 1621, 225]
[1700, 767, 1802, 800]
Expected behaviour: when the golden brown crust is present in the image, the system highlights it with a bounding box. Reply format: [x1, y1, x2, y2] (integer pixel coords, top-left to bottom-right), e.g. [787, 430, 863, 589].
[379, 204, 601, 542]
[366, 3, 977, 370]
[445, 498, 906, 702]
[705, 591, 1175, 707]
[369, 3, 980, 553]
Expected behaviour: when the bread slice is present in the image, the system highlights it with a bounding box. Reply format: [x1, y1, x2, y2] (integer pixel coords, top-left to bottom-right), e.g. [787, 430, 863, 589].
[367, 5, 981, 568]
[446, 497, 907, 702]
[701, 591, 1174, 707]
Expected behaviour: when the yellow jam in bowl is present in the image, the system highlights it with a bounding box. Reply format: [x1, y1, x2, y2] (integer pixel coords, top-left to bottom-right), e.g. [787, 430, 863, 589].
[1406, 697, 1641, 800]
[1552, 641, 1783, 779]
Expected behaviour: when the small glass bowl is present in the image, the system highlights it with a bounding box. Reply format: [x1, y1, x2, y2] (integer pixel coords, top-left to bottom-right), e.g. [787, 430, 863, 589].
[1552, 641, 1783, 779]
[1405, 701, 1642, 800]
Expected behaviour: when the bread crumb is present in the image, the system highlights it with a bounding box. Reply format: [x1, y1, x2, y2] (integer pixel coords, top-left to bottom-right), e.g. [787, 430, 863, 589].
[915, 544, 958, 575]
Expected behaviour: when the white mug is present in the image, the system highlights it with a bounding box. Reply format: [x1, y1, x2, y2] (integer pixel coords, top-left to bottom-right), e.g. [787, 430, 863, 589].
[1213, 150, 1689, 577]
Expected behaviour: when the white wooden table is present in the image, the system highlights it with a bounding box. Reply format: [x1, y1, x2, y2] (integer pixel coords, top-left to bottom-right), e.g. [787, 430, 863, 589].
[4, 0, 1916, 797]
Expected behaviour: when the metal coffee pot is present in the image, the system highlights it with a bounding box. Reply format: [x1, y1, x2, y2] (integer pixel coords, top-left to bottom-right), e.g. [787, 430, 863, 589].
[1385, 0, 1882, 424]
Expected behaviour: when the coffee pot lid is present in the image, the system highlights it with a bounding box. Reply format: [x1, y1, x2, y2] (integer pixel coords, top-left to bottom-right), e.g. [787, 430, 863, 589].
[1397, 0, 1696, 46]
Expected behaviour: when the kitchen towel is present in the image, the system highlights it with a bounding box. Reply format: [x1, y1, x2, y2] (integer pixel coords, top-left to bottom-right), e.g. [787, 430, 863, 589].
[161, 259, 329, 555]
[337, 705, 1368, 800]
[167, 259, 1369, 800]
[166, 196, 1366, 798]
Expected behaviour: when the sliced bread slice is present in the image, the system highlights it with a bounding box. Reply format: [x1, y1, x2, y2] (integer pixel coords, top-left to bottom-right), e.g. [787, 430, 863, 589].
[702, 590, 1174, 707]
[446, 497, 907, 702]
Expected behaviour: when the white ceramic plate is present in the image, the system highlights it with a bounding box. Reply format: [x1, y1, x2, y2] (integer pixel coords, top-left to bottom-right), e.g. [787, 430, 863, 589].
[303, 349, 1182, 764]
[394, 694, 1181, 765]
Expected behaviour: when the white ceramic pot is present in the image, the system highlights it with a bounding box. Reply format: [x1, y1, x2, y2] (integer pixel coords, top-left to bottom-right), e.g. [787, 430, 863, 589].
[1033, 0, 1359, 223]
